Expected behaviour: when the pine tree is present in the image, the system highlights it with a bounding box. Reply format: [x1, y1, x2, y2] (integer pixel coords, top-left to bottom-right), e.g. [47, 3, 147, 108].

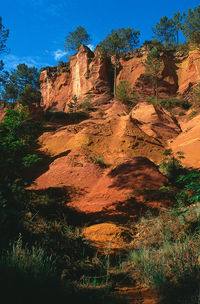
[173, 12, 184, 45]
[0, 17, 9, 93]
[142, 47, 163, 100]
[152, 16, 176, 47]
[99, 28, 140, 96]
[182, 5, 200, 45]
[64, 26, 91, 54]
[2, 64, 40, 105]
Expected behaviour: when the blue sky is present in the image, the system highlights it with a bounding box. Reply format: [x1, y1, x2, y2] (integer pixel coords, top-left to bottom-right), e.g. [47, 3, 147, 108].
[1, 0, 200, 71]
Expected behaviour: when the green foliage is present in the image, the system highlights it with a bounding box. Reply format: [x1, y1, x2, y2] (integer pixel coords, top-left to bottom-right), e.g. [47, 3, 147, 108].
[160, 97, 190, 110]
[182, 5, 200, 45]
[0, 17, 9, 55]
[160, 149, 200, 211]
[0, 107, 41, 243]
[143, 38, 164, 52]
[159, 149, 183, 181]
[145, 96, 190, 111]
[3, 234, 57, 278]
[18, 84, 41, 106]
[116, 80, 132, 104]
[95, 157, 107, 168]
[146, 96, 159, 105]
[192, 82, 200, 107]
[178, 110, 185, 116]
[80, 100, 92, 110]
[142, 47, 163, 99]
[126, 207, 200, 303]
[100, 27, 140, 56]
[0, 106, 41, 178]
[22, 154, 41, 168]
[0, 17, 9, 93]
[64, 26, 91, 54]
[45, 109, 90, 123]
[68, 95, 78, 112]
[152, 16, 176, 47]
[172, 12, 184, 45]
[174, 170, 200, 208]
[2, 63, 40, 105]
[57, 61, 70, 73]
[79, 94, 94, 111]
[99, 27, 140, 96]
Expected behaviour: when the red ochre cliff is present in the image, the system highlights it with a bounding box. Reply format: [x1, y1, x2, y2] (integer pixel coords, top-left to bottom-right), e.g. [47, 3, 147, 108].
[40, 45, 111, 111]
[27, 46, 200, 249]
[40, 46, 200, 111]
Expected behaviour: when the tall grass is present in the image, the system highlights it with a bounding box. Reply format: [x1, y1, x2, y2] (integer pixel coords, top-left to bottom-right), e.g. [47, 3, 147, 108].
[1, 234, 56, 279]
[127, 206, 200, 303]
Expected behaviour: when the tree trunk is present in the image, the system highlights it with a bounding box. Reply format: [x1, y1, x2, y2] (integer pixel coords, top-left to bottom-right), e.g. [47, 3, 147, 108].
[155, 78, 158, 101]
[177, 30, 179, 45]
[114, 63, 117, 97]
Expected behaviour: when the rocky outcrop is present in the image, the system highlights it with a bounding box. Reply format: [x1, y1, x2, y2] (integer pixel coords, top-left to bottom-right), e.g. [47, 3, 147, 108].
[117, 50, 179, 98]
[28, 101, 180, 218]
[40, 47, 200, 112]
[117, 49, 200, 97]
[130, 102, 181, 141]
[40, 45, 111, 111]
[176, 50, 200, 94]
[170, 112, 200, 168]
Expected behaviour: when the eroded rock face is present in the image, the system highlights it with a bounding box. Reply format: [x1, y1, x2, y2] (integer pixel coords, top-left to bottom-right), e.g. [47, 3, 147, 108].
[29, 101, 179, 217]
[117, 49, 200, 97]
[40, 46, 111, 111]
[130, 102, 181, 141]
[170, 112, 200, 168]
[40, 67, 72, 111]
[40, 47, 200, 112]
[117, 51, 179, 98]
[176, 50, 200, 94]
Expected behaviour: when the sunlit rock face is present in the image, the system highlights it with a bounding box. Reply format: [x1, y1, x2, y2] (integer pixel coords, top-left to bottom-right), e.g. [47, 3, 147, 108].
[40, 45, 111, 111]
[40, 46, 200, 111]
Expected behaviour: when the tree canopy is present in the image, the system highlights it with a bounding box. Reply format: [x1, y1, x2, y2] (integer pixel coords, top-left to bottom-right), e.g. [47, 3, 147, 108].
[172, 12, 184, 45]
[2, 63, 41, 105]
[99, 27, 140, 56]
[182, 5, 200, 45]
[0, 17, 9, 55]
[64, 26, 91, 54]
[152, 16, 176, 47]
[99, 27, 140, 96]
[0, 17, 9, 92]
[142, 47, 163, 100]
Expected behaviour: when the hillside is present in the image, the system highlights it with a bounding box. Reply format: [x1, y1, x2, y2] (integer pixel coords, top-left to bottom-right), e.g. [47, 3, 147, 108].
[1, 45, 200, 304]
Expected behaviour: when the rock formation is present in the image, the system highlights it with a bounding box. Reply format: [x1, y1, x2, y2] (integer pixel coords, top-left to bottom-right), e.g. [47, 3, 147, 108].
[40, 47, 200, 112]
[28, 46, 200, 249]
[170, 111, 200, 168]
[28, 100, 180, 218]
[40, 45, 111, 111]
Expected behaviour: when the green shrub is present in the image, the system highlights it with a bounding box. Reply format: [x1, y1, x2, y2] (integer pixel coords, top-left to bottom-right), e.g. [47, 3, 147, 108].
[79, 99, 93, 111]
[57, 61, 70, 73]
[178, 110, 185, 116]
[146, 96, 159, 106]
[2, 234, 57, 279]
[116, 80, 132, 104]
[159, 149, 183, 181]
[127, 206, 200, 304]
[45, 110, 90, 123]
[160, 98, 190, 110]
